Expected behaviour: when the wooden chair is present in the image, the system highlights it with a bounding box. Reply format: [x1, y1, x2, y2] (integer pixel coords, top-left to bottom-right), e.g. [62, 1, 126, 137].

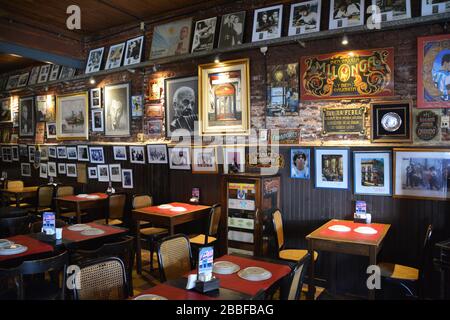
[281, 253, 311, 300]
[55, 185, 87, 223]
[31, 219, 67, 233]
[94, 193, 126, 226]
[189, 204, 221, 262]
[5, 180, 33, 209]
[29, 185, 54, 218]
[157, 234, 193, 282]
[0, 215, 31, 237]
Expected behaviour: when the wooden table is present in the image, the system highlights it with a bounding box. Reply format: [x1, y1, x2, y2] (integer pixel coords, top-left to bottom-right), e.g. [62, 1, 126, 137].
[54, 193, 108, 224]
[0, 235, 55, 267]
[0, 186, 38, 207]
[132, 202, 211, 274]
[306, 219, 390, 300]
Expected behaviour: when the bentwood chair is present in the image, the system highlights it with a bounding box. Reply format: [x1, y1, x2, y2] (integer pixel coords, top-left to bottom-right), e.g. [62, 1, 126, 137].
[5, 180, 33, 209]
[55, 185, 87, 223]
[280, 253, 311, 300]
[94, 193, 127, 226]
[29, 185, 54, 218]
[157, 234, 194, 282]
[0, 215, 31, 237]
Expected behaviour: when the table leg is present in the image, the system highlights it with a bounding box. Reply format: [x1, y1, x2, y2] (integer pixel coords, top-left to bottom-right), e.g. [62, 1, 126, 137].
[307, 239, 316, 300]
[76, 203, 81, 224]
[169, 221, 174, 235]
[330, 252, 337, 295]
[135, 219, 142, 275]
[369, 247, 377, 300]
[16, 194, 20, 208]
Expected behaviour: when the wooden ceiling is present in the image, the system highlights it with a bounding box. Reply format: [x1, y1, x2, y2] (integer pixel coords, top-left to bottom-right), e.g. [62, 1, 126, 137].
[0, 53, 39, 73]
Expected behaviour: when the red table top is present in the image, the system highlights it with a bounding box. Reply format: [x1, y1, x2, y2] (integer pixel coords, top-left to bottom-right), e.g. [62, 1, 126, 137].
[132, 283, 217, 300]
[135, 202, 211, 217]
[62, 222, 126, 242]
[0, 235, 54, 262]
[56, 193, 108, 202]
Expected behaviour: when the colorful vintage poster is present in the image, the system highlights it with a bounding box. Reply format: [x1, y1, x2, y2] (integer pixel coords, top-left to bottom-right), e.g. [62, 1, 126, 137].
[149, 18, 193, 59]
[266, 63, 299, 116]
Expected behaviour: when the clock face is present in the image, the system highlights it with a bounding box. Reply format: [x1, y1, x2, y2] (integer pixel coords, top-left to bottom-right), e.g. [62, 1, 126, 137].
[381, 112, 402, 132]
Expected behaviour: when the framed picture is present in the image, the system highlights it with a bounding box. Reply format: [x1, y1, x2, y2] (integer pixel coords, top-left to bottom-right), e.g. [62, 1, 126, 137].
[124, 36, 144, 66]
[122, 169, 133, 189]
[104, 83, 130, 136]
[48, 162, 57, 177]
[288, 0, 321, 36]
[85, 47, 104, 74]
[19, 97, 35, 137]
[77, 145, 89, 161]
[21, 163, 31, 177]
[37, 65, 51, 83]
[370, 0, 411, 22]
[49, 65, 60, 81]
[113, 146, 127, 161]
[109, 164, 122, 182]
[131, 95, 143, 117]
[0, 98, 11, 123]
[1, 147, 11, 162]
[40, 163, 48, 179]
[48, 146, 57, 158]
[371, 100, 412, 143]
[168, 147, 191, 170]
[59, 66, 76, 80]
[58, 163, 66, 175]
[67, 146, 77, 160]
[149, 18, 193, 59]
[91, 109, 104, 132]
[56, 92, 89, 140]
[5, 75, 19, 90]
[36, 95, 56, 122]
[28, 66, 40, 85]
[145, 104, 163, 118]
[354, 151, 392, 196]
[12, 112, 19, 127]
[148, 79, 164, 100]
[329, 0, 364, 29]
[192, 147, 218, 173]
[314, 148, 350, 190]
[192, 17, 217, 53]
[252, 5, 283, 42]
[146, 119, 163, 137]
[422, 0, 450, 15]
[165, 76, 198, 137]
[40, 146, 49, 161]
[12, 146, 19, 161]
[198, 58, 250, 135]
[89, 146, 105, 164]
[97, 165, 110, 182]
[90, 88, 102, 109]
[147, 144, 168, 164]
[218, 11, 245, 48]
[35, 122, 45, 144]
[223, 146, 245, 174]
[291, 148, 311, 179]
[417, 34, 450, 109]
[66, 163, 77, 177]
[17, 72, 30, 88]
[57, 146, 67, 159]
[129, 146, 145, 164]
[105, 43, 125, 70]
[88, 167, 98, 179]
[0, 128, 11, 143]
[46, 122, 57, 139]
[266, 63, 299, 116]
[394, 148, 450, 200]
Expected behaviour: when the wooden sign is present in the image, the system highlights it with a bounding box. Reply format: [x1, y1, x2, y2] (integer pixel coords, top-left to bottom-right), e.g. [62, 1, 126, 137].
[270, 129, 300, 144]
[301, 48, 394, 100]
[322, 106, 366, 136]
[416, 110, 439, 141]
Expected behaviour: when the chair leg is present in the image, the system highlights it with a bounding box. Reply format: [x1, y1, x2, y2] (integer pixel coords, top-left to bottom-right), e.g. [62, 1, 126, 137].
[150, 243, 154, 272]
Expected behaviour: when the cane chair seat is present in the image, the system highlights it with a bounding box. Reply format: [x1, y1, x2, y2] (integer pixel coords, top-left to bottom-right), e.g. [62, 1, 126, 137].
[279, 249, 318, 263]
[140, 227, 168, 237]
[378, 263, 419, 281]
[190, 234, 217, 245]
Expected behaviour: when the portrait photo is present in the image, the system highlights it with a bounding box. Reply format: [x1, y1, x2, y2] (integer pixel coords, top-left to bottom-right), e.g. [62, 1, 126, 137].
[370, 0, 411, 22]
[113, 146, 127, 161]
[122, 169, 134, 188]
[89, 146, 105, 163]
[109, 164, 122, 182]
[56, 92, 89, 140]
[329, 0, 364, 29]
[85, 47, 104, 74]
[97, 165, 110, 182]
[168, 147, 191, 170]
[48, 162, 57, 178]
[0, 98, 11, 123]
[90, 88, 101, 109]
[59, 66, 76, 80]
[147, 144, 168, 164]
[48, 146, 57, 158]
[57, 146, 67, 159]
[354, 151, 392, 196]
[218, 11, 245, 48]
[105, 43, 125, 70]
[91, 109, 104, 132]
[40, 163, 48, 179]
[88, 167, 98, 179]
[124, 36, 144, 66]
[19, 97, 35, 137]
[252, 5, 283, 42]
[46, 122, 57, 139]
[223, 147, 245, 174]
[422, 0, 450, 15]
[58, 163, 66, 175]
[150, 18, 193, 59]
[291, 148, 310, 179]
[315, 148, 350, 189]
[28, 66, 40, 85]
[192, 147, 218, 173]
[37, 65, 51, 83]
[104, 83, 130, 136]
[192, 17, 217, 53]
[130, 146, 145, 164]
[288, 0, 321, 35]
[77, 145, 90, 161]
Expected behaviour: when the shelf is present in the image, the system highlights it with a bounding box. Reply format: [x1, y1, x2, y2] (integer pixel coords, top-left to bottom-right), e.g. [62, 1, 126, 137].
[1, 12, 449, 96]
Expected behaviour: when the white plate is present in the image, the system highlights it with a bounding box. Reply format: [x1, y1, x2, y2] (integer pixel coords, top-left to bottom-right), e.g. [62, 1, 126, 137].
[170, 207, 187, 212]
[158, 204, 173, 209]
[237, 267, 272, 281]
[213, 261, 240, 275]
[354, 226, 378, 235]
[0, 239, 12, 249]
[80, 228, 105, 236]
[0, 244, 28, 255]
[133, 294, 168, 300]
[67, 224, 90, 231]
[76, 194, 89, 198]
[85, 195, 100, 199]
[328, 225, 351, 232]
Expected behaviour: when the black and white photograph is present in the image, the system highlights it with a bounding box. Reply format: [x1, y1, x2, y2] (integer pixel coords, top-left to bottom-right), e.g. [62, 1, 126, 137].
[0, 98, 11, 123]
[57, 146, 67, 159]
[21, 163, 31, 177]
[104, 83, 130, 136]
[105, 43, 125, 70]
[288, 0, 321, 35]
[59, 66, 76, 80]
[129, 146, 145, 164]
[315, 148, 350, 190]
[19, 144, 28, 158]
[19, 97, 35, 137]
[109, 164, 122, 182]
[77, 145, 89, 161]
[1, 147, 12, 163]
[89, 146, 105, 163]
[28, 66, 40, 85]
[17, 72, 30, 88]
[168, 147, 191, 170]
[124, 36, 144, 66]
[218, 11, 245, 48]
[46, 122, 57, 139]
[329, 0, 364, 29]
[5, 75, 19, 90]
[113, 146, 127, 161]
[56, 92, 89, 140]
[66, 163, 77, 177]
[12, 146, 19, 161]
[92, 109, 104, 132]
[48, 162, 57, 177]
[165, 76, 198, 137]
[422, 0, 450, 16]
[223, 147, 245, 174]
[48, 146, 57, 158]
[40, 163, 48, 179]
[85, 47, 104, 73]
[90, 88, 102, 109]
[88, 167, 98, 179]
[40, 146, 48, 161]
[67, 146, 77, 160]
[192, 17, 217, 53]
[147, 144, 168, 164]
[58, 163, 66, 175]
[370, 0, 411, 22]
[354, 151, 392, 196]
[49, 64, 60, 81]
[122, 169, 133, 189]
[192, 147, 218, 173]
[252, 5, 283, 42]
[37, 64, 51, 83]
[97, 164, 110, 182]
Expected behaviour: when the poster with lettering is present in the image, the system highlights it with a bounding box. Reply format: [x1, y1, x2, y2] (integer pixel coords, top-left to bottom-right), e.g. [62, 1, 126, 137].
[321, 106, 366, 136]
[300, 48, 394, 100]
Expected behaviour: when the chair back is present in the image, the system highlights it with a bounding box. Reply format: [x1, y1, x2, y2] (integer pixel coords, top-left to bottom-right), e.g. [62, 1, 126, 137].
[157, 234, 193, 282]
[31, 219, 67, 233]
[6, 180, 23, 189]
[73, 257, 128, 300]
[108, 193, 126, 221]
[0, 215, 31, 237]
[56, 185, 74, 197]
[132, 194, 152, 209]
[418, 224, 433, 298]
[283, 253, 311, 300]
[272, 209, 285, 251]
[37, 185, 54, 208]
[203, 204, 221, 244]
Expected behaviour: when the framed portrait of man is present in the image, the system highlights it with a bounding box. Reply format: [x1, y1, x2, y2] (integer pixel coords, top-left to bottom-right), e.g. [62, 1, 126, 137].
[104, 83, 130, 136]
[291, 148, 311, 179]
[19, 97, 35, 137]
[150, 18, 193, 59]
[56, 92, 89, 140]
[218, 11, 245, 48]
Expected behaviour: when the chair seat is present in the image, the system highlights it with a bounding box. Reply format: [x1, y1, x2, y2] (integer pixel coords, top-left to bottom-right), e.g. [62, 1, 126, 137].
[93, 219, 123, 226]
[60, 211, 88, 218]
[190, 234, 217, 245]
[279, 249, 319, 262]
[30, 207, 53, 214]
[378, 262, 419, 281]
[140, 227, 168, 237]
[9, 203, 33, 208]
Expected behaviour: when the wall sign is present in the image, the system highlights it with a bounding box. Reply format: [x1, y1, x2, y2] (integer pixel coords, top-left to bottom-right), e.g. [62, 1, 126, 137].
[321, 106, 366, 136]
[416, 110, 439, 141]
[300, 48, 394, 100]
[270, 129, 300, 144]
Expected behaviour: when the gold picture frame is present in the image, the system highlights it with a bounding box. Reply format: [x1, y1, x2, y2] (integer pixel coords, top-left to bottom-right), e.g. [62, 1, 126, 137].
[56, 92, 89, 140]
[198, 58, 250, 136]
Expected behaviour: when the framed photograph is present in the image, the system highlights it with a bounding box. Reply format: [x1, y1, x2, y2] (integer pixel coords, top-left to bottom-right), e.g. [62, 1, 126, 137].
[89, 146, 105, 164]
[37, 65, 51, 83]
[165, 76, 198, 137]
[129, 146, 145, 164]
[59, 66, 76, 80]
[46, 122, 57, 139]
[88, 167, 98, 179]
[67, 146, 77, 160]
[314, 148, 350, 190]
[104, 83, 130, 136]
[49, 65, 61, 81]
[354, 151, 392, 196]
[218, 11, 245, 48]
[19, 97, 35, 137]
[148, 79, 164, 100]
[252, 5, 283, 42]
[21, 163, 31, 177]
[288, 0, 321, 36]
[40, 163, 48, 179]
[77, 145, 89, 161]
[371, 100, 412, 143]
[223, 146, 245, 174]
[28, 66, 40, 85]
[417, 34, 450, 109]
[113, 146, 127, 161]
[105, 43, 125, 70]
[91, 109, 104, 132]
[145, 104, 163, 118]
[6, 75, 19, 90]
[147, 144, 168, 164]
[266, 63, 299, 116]
[36, 95, 56, 122]
[1, 147, 11, 162]
[109, 164, 122, 182]
[35, 122, 46, 144]
[124, 36, 144, 66]
[168, 147, 191, 170]
[131, 95, 143, 117]
[56, 92, 89, 140]
[12, 146, 19, 161]
[394, 148, 450, 200]
[90, 88, 102, 109]
[66, 163, 77, 177]
[57, 146, 67, 159]
[422, 0, 450, 15]
[12, 112, 19, 127]
[149, 18, 193, 59]
[329, 0, 364, 29]
[370, 0, 411, 22]
[0, 98, 11, 123]
[192, 147, 218, 173]
[48, 146, 57, 158]
[58, 163, 66, 175]
[48, 162, 57, 177]
[291, 148, 311, 179]
[192, 17, 217, 53]
[122, 169, 133, 189]
[17, 72, 30, 88]
[40, 146, 49, 161]
[85, 47, 104, 74]
[198, 58, 250, 135]
[146, 120, 163, 137]
[97, 165, 110, 182]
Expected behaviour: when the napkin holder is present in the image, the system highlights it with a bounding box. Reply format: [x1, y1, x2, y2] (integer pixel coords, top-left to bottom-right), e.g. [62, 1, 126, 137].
[194, 277, 220, 293]
[36, 232, 56, 242]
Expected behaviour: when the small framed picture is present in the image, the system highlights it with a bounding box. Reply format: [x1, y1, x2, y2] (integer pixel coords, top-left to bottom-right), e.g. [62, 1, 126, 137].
[77, 145, 90, 161]
[122, 169, 134, 189]
[288, 1, 321, 36]
[218, 11, 246, 48]
[314, 148, 350, 190]
[192, 147, 218, 173]
[85, 47, 104, 74]
[91, 109, 104, 132]
[88, 167, 98, 179]
[371, 100, 412, 143]
[49, 65, 61, 81]
[59, 66, 76, 80]
[40, 163, 48, 179]
[370, 0, 411, 22]
[147, 144, 168, 164]
[329, 0, 364, 30]
[97, 164, 110, 182]
[66, 163, 77, 177]
[113, 146, 127, 161]
[46, 122, 57, 139]
[48, 146, 57, 158]
[223, 146, 245, 174]
[57, 146, 67, 159]
[6, 75, 19, 90]
[48, 162, 57, 177]
[105, 43, 125, 70]
[421, 0, 450, 16]
[58, 163, 66, 175]
[37, 65, 51, 83]
[129, 146, 146, 164]
[353, 151, 392, 196]
[21, 163, 31, 177]
[28, 145, 36, 163]
[191, 17, 217, 53]
[12, 146, 19, 161]
[89, 146, 105, 164]
[1, 147, 11, 162]
[252, 5, 283, 42]
[291, 148, 311, 179]
[124, 36, 144, 66]
[90, 88, 102, 109]
[109, 164, 122, 182]
[169, 147, 191, 170]
[40, 146, 49, 161]
[17, 72, 30, 88]
[67, 146, 77, 160]
[28, 66, 40, 85]
[131, 95, 143, 117]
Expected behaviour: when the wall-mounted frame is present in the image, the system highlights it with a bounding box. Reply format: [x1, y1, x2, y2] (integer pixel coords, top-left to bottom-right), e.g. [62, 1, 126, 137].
[288, 0, 321, 36]
[223, 146, 245, 174]
[58, 163, 66, 175]
[370, 100, 412, 143]
[97, 164, 110, 182]
[314, 148, 350, 190]
[77, 145, 89, 161]
[0, 98, 11, 123]
[48, 162, 57, 178]
[168, 147, 191, 170]
[149, 17, 193, 59]
[122, 169, 133, 188]
[21, 163, 31, 177]
[57, 146, 67, 159]
[56, 92, 89, 140]
[66, 163, 77, 177]
[421, 0, 450, 16]
[218, 11, 245, 48]
[353, 150, 392, 196]
[369, 0, 411, 22]
[19, 97, 35, 137]
[124, 36, 144, 66]
[85, 47, 104, 74]
[105, 42, 125, 70]
[109, 164, 122, 182]
[89, 146, 105, 164]
[192, 146, 218, 174]
[252, 4, 283, 42]
[192, 17, 217, 53]
[46, 122, 57, 139]
[113, 146, 127, 161]
[129, 146, 146, 164]
[329, 0, 364, 30]
[147, 144, 168, 164]
[104, 83, 130, 137]
[90, 88, 102, 109]
[291, 148, 311, 179]
[67, 146, 77, 160]
[91, 109, 104, 132]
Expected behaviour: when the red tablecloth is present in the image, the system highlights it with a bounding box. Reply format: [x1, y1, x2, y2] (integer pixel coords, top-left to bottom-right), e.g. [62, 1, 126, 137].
[138, 202, 210, 217]
[58, 193, 108, 202]
[317, 220, 387, 243]
[133, 283, 216, 300]
[0, 235, 54, 262]
[62, 223, 126, 242]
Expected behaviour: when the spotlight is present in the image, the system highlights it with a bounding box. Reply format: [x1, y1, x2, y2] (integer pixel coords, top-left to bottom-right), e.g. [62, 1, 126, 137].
[89, 77, 96, 85]
[342, 35, 349, 45]
[259, 46, 268, 55]
[214, 56, 220, 63]
[152, 64, 158, 72]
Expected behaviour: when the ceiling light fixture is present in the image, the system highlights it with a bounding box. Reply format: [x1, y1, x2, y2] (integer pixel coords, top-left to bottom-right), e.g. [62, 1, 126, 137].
[89, 77, 96, 85]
